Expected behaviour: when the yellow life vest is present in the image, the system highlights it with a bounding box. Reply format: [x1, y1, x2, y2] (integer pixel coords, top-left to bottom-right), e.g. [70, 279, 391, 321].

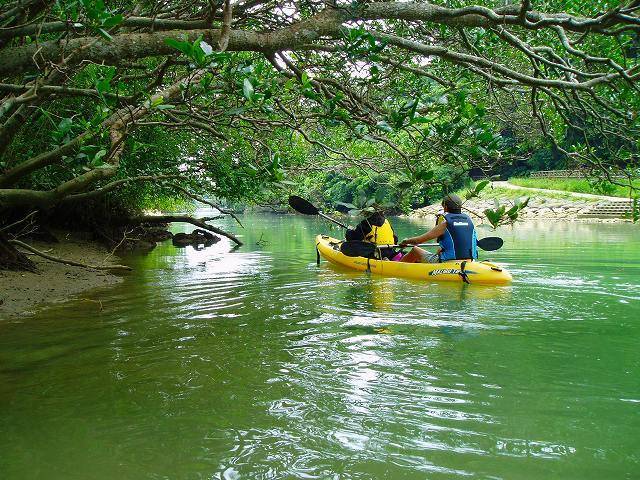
[364, 219, 395, 245]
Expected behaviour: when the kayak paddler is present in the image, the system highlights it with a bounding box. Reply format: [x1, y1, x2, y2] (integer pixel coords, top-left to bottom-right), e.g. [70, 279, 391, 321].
[346, 210, 400, 260]
[399, 194, 478, 263]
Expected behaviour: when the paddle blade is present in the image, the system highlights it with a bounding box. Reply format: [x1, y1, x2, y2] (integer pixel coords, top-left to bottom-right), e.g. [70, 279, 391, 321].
[340, 241, 377, 258]
[477, 236, 503, 251]
[288, 195, 319, 215]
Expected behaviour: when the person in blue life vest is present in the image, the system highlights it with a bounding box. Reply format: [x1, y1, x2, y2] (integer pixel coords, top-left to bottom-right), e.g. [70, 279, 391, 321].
[398, 194, 478, 263]
[345, 210, 400, 260]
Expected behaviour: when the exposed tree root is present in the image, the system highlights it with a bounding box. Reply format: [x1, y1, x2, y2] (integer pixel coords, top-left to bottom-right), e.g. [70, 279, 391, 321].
[8, 239, 132, 271]
[0, 232, 36, 272]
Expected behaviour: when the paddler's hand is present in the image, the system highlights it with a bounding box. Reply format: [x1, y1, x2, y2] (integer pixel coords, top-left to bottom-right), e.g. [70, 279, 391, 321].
[399, 238, 412, 247]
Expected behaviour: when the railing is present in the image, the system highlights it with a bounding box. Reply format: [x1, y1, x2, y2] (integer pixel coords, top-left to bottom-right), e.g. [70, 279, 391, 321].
[471, 170, 631, 180]
[529, 170, 588, 178]
[529, 170, 630, 179]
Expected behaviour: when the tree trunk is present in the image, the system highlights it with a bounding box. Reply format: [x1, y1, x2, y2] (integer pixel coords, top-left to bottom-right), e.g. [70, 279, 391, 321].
[0, 232, 36, 272]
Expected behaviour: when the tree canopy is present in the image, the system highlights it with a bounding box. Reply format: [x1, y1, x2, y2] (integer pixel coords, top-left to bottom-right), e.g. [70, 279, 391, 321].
[0, 0, 638, 215]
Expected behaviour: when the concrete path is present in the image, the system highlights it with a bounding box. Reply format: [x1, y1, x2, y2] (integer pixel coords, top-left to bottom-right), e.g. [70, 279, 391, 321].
[493, 181, 631, 202]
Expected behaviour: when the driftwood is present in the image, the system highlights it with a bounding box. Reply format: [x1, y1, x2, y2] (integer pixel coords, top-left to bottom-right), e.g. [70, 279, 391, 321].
[127, 215, 242, 245]
[172, 229, 220, 247]
[9, 239, 132, 271]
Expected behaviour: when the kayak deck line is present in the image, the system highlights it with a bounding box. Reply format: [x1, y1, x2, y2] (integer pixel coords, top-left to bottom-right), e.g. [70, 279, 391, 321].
[315, 235, 512, 285]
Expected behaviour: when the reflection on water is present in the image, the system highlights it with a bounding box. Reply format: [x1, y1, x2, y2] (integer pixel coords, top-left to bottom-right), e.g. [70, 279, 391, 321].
[1, 213, 639, 479]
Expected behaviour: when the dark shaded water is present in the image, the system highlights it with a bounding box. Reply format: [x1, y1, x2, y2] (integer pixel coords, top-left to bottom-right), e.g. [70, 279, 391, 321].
[1, 213, 639, 479]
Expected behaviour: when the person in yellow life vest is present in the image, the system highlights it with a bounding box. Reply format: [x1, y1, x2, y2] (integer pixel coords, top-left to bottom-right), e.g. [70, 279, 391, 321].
[345, 211, 399, 260]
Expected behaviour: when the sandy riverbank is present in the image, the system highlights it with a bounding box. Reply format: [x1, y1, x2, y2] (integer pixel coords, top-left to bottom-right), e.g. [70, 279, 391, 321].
[0, 232, 126, 319]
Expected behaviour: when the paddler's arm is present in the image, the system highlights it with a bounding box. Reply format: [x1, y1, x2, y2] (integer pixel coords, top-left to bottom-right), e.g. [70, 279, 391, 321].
[399, 222, 447, 246]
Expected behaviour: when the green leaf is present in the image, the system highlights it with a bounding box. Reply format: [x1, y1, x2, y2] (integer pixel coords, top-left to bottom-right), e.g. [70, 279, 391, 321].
[199, 41, 213, 56]
[226, 107, 246, 116]
[351, 191, 365, 208]
[376, 120, 393, 132]
[506, 204, 520, 216]
[483, 208, 501, 228]
[92, 149, 107, 165]
[58, 117, 73, 131]
[150, 96, 164, 107]
[414, 169, 434, 181]
[477, 130, 494, 144]
[101, 14, 123, 28]
[335, 201, 357, 210]
[474, 180, 490, 194]
[411, 116, 431, 125]
[156, 104, 175, 110]
[165, 38, 193, 57]
[243, 78, 254, 100]
[96, 28, 113, 41]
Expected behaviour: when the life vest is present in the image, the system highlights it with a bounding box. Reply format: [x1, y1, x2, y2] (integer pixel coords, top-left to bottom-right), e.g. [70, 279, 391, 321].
[438, 212, 478, 261]
[364, 219, 396, 245]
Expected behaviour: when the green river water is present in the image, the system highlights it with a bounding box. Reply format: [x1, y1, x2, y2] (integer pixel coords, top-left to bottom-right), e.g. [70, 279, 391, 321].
[1, 213, 639, 479]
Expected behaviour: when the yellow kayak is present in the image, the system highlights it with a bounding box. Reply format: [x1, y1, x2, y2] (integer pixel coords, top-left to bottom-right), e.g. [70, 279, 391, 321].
[315, 235, 512, 285]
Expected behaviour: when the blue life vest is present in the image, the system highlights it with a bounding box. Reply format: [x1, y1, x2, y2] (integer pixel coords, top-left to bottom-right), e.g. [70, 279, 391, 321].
[438, 213, 478, 261]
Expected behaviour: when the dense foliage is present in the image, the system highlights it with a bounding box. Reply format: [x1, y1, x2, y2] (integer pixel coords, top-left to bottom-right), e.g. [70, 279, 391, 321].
[0, 0, 639, 224]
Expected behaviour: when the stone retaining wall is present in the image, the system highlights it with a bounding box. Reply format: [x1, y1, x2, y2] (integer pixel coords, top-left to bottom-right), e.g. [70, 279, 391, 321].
[410, 198, 633, 223]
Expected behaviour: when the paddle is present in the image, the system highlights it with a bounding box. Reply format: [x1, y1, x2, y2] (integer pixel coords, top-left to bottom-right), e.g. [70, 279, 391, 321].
[288, 195, 349, 229]
[477, 236, 503, 251]
[340, 236, 503, 258]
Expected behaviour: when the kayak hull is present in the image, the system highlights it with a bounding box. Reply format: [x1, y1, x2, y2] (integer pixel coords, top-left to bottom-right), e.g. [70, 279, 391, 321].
[315, 235, 512, 285]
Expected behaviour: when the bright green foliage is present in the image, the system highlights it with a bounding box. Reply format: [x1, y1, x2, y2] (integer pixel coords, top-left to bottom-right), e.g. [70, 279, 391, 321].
[509, 177, 640, 198]
[483, 197, 530, 229]
[0, 0, 638, 222]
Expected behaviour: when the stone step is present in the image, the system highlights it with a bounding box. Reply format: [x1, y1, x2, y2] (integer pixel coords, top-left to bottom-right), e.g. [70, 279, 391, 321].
[585, 206, 633, 211]
[577, 200, 635, 218]
[578, 214, 632, 218]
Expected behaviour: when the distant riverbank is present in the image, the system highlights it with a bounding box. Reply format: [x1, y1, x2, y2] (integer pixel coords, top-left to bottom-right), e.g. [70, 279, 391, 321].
[410, 183, 634, 223]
